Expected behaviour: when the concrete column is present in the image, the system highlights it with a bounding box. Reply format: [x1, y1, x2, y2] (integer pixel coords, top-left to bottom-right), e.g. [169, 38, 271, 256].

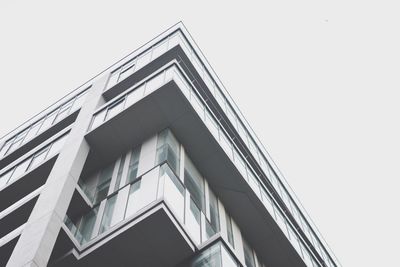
[7, 76, 108, 267]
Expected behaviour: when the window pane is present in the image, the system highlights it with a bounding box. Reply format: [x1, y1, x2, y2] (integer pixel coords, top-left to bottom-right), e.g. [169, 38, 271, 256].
[119, 64, 135, 81]
[226, 215, 234, 248]
[156, 129, 180, 175]
[184, 155, 204, 211]
[28, 147, 50, 170]
[191, 242, 222, 267]
[107, 70, 120, 89]
[40, 110, 58, 131]
[152, 41, 168, 60]
[10, 159, 31, 182]
[209, 189, 220, 233]
[243, 239, 256, 267]
[221, 244, 238, 267]
[186, 196, 201, 244]
[99, 195, 117, 234]
[8, 129, 29, 152]
[94, 163, 115, 203]
[135, 50, 151, 70]
[0, 168, 14, 187]
[0, 139, 13, 158]
[105, 99, 124, 120]
[71, 90, 88, 111]
[125, 179, 142, 218]
[47, 133, 69, 157]
[113, 154, 126, 192]
[54, 101, 73, 123]
[126, 84, 145, 107]
[91, 109, 106, 130]
[127, 146, 141, 184]
[144, 71, 165, 95]
[160, 164, 185, 222]
[24, 119, 44, 143]
[78, 206, 99, 244]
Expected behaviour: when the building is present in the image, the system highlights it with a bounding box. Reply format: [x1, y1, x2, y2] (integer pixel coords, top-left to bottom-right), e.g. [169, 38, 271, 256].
[0, 23, 340, 267]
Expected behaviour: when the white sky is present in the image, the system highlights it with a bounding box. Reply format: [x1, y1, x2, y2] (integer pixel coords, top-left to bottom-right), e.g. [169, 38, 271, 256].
[1, 1, 399, 266]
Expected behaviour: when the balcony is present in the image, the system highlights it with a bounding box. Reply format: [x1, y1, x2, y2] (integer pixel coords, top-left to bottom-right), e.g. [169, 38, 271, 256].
[50, 164, 214, 266]
[0, 90, 87, 170]
[100, 27, 337, 267]
[0, 131, 69, 212]
[82, 62, 317, 267]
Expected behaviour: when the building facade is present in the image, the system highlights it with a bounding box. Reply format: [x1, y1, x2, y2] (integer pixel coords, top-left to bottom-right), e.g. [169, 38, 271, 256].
[0, 23, 340, 267]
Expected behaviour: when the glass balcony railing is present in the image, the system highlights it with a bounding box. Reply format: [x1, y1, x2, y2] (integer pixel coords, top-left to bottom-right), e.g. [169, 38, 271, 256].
[101, 29, 337, 267]
[190, 241, 241, 267]
[88, 63, 320, 266]
[0, 132, 69, 189]
[0, 90, 88, 159]
[65, 163, 219, 247]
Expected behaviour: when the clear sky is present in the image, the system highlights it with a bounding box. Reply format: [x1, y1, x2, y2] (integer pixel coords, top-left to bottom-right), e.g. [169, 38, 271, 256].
[1, 1, 399, 266]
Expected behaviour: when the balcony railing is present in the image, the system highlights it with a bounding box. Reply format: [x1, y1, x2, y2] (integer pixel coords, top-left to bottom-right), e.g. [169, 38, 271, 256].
[0, 132, 69, 190]
[100, 29, 337, 267]
[88, 63, 320, 266]
[65, 163, 219, 248]
[0, 90, 87, 159]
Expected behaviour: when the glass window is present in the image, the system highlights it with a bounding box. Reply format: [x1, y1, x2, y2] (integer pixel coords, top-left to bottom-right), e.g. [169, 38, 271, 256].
[54, 100, 73, 123]
[144, 71, 165, 95]
[47, 133, 69, 157]
[155, 129, 180, 175]
[184, 155, 205, 211]
[91, 109, 106, 130]
[99, 194, 117, 234]
[41, 110, 58, 131]
[186, 196, 201, 244]
[135, 50, 152, 70]
[94, 163, 115, 203]
[0, 138, 13, 158]
[125, 179, 142, 218]
[71, 90, 88, 111]
[126, 84, 145, 107]
[118, 64, 135, 82]
[247, 171, 261, 198]
[243, 239, 256, 267]
[78, 206, 99, 244]
[205, 112, 219, 139]
[151, 41, 168, 60]
[191, 242, 222, 267]
[105, 99, 125, 120]
[219, 133, 233, 159]
[209, 189, 220, 233]
[113, 154, 126, 192]
[28, 146, 50, 170]
[225, 106, 237, 129]
[107, 70, 120, 89]
[10, 158, 31, 182]
[127, 146, 141, 184]
[0, 168, 14, 187]
[8, 129, 29, 153]
[226, 214, 235, 248]
[220, 243, 238, 267]
[24, 119, 44, 143]
[191, 93, 205, 118]
[160, 164, 185, 222]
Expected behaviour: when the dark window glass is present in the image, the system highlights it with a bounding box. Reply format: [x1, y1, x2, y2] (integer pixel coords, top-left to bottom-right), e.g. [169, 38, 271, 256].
[184, 155, 204, 211]
[127, 146, 141, 184]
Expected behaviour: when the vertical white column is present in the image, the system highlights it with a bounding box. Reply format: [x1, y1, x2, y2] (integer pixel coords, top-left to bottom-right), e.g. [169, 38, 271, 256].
[137, 135, 157, 176]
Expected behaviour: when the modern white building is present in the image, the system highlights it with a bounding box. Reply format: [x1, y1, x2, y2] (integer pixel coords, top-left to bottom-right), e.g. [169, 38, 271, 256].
[0, 23, 340, 267]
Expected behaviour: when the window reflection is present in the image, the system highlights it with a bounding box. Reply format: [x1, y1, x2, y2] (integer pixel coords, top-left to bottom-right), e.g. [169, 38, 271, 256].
[156, 129, 180, 175]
